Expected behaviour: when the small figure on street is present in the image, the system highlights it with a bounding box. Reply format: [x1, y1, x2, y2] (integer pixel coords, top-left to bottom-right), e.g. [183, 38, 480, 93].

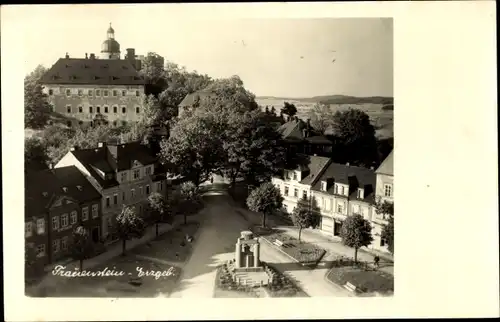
[210, 176, 214, 184]
[374, 255, 380, 268]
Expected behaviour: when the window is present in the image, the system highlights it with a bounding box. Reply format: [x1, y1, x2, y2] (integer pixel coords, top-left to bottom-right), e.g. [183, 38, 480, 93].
[78, 105, 83, 113]
[122, 191, 126, 201]
[139, 186, 143, 196]
[113, 90, 118, 97]
[48, 89, 54, 95]
[96, 106, 101, 113]
[78, 89, 83, 97]
[61, 214, 69, 227]
[122, 90, 126, 96]
[284, 186, 289, 196]
[92, 204, 98, 218]
[381, 237, 386, 247]
[353, 204, 360, 215]
[113, 106, 118, 113]
[133, 169, 140, 179]
[52, 216, 60, 230]
[89, 106, 93, 113]
[302, 190, 307, 200]
[135, 90, 140, 96]
[104, 106, 109, 113]
[145, 166, 152, 175]
[122, 106, 126, 114]
[96, 89, 101, 97]
[113, 194, 118, 205]
[294, 188, 298, 197]
[66, 105, 71, 113]
[384, 184, 393, 197]
[357, 189, 363, 199]
[104, 90, 109, 97]
[88, 89, 93, 97]
[106, 197, 111, 208]
[131, 189, 136, 198]
[293, 172, 297, 180]
[36, 218, 45, 234]
[53, 239, 60, 253]
[70, 211, 77, 224]
[321, 181, 327, 191]
[122, 121, 127, 126]
[340, 186, 344, 196]
[121, 172, 127, 182]
[157, 182, 163, 191]
[337, 202, 344, 214]
[62, 236, 69, 250]
[135, 106, 140, 114]
[82, 207, 89, 221]
[146, 185, 150, 195]
[66, 89, 71, 97]
[36, 244, 45, 258]
[25, 222, 33, 237]
[334, 184, 339, 195]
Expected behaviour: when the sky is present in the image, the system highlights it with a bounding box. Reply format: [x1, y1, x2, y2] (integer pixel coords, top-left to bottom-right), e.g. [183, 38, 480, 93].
[13, 4, 393, 98]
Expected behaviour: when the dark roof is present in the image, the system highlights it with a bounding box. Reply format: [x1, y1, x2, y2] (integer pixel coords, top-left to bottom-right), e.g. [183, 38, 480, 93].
[311, 163, 377, 204]
[71, 141, 158, 189]
[278, 120, 331, 144]
[25, 166, 101, 218]
[179, 90, 216, 107]
[306, 135, 333, 144]
[376, 149, 393, 176]
[40, 58, 144, 85]
[289, 155, 331, 185]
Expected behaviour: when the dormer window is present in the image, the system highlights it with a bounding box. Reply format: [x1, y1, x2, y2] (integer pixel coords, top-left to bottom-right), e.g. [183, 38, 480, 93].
[321, 181, 327, 191]
[357, 188, 364, 199]
[293, 172, 297, 181]
[42, 192, 48, 197]
[77, 185, 82, 191]
[62, 187, 68, 192]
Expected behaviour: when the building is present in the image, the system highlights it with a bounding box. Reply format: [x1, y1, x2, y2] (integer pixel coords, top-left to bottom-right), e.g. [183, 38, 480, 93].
[40, 24, 146, 127]
[370, 149, 394, 252]
[55, 141, 168, 244]
[178, 90, 216, 118]
[277, 117, 334, 157]
[25, 166, 102, 273]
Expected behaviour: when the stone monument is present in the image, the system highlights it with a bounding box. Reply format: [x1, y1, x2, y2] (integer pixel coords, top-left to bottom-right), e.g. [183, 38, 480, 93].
[234, 231, 262, 272]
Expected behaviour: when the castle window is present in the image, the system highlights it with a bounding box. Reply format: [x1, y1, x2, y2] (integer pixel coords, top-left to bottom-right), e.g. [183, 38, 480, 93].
[113, 121, 117, 126]
[122, 90, 126, 96]
[103, 90, 109, 97]
[66, 89, 71, 97]
[122, 121, 127, 126]
[135, 90, 140, 97]
[122, 106, 126, 114]
[66, 105, 71, 113]
[78, 105, 83, 113]
[89, 106, 93, 113]
[135, 107, 140, 114]
[48, 89, 53, 95]
[88, 89, 93, 97]
[113, 106, 118, 113]
[96, 106, 101, 113]
[78, 89, 83, 97]
[95, 89, 101, 97]
[104, 106, 109, 113]
[113, 90, 118, 97]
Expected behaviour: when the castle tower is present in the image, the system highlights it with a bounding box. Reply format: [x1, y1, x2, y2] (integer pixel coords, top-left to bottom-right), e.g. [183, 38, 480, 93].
[100, 23, 121, 59]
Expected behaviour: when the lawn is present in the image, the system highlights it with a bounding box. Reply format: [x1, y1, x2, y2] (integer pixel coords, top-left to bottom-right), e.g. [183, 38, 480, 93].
[37, 255, 181, 297]
[326, 260, 394, 296]
[252, 226, 326, 267]
[131, 222, 200, 264]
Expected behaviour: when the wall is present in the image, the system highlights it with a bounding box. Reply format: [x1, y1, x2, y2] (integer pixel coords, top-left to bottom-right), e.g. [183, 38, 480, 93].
[25, 214, 50, 273]
[48, 198, 82, 263]
[376, 173, 394, 203]
[44, 84, 145, 126]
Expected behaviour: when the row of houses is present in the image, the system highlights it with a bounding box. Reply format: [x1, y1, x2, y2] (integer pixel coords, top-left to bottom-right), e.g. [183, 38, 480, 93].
[25, 139, 178, 275]
[271, 150, 394, 253]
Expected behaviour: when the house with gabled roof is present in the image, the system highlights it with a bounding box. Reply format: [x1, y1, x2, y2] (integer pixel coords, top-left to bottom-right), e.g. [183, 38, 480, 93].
[25, 166, 102, 274]
[277, 117, 334, 157]
[55, 141, 168, 244]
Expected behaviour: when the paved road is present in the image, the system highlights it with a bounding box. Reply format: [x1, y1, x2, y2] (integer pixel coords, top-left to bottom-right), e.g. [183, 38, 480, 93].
[170, 193, 347, 298]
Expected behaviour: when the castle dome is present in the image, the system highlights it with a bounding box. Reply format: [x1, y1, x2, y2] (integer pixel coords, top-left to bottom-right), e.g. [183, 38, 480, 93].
[101, 39, 120, 53]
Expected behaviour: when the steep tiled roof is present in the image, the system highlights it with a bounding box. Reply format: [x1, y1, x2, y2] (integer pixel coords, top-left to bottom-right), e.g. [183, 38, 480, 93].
[40, 58, 145, 85]
[179, 90, 216, 107]
[311, 163, 377, 204]
[293, 155, 331, 185]
[376, 150, 394, 176]
[25, 166, 101, 218]
[278, 120, 332, 144]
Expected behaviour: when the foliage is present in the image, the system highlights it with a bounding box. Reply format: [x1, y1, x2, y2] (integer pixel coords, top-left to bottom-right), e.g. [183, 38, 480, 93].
[291, 197, 315, 241]
[25, 137, 49, 172]
[331, 108, 379, 167]
[377, 200, 394, 254]
[116, 206, 146, 255]
[71, 226, 94, 271]
[147, 192, 168, 237]
[307, 103, 335, 134]
[246, 182, 283, 227]
[340, 214, 373, 262]
[178, 181, 203, 224]
[280, 101, 297, 118]
[25, 65, 51, 129]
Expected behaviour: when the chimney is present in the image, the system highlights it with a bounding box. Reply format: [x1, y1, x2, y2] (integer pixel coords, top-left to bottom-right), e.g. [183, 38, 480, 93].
[65, 52, 69, 59]
[90, 53, 95, 59]
[85, 53, 88, 59]
[126, 48, 135, 59]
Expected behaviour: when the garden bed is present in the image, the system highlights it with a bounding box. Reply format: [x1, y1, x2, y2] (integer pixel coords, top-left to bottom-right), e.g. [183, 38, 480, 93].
[326, 258, 394, 295]
[131, 222, 200, 263]
[263, 263, 308, 297]
[213, 264, 260, 298]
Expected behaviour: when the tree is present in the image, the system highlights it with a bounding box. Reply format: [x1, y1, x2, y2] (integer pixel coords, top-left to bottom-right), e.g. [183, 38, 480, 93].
[141, 94, 162, 127]
[307, 103, 335, 134]
[139, 52, 167, 96]
[265, 106, 269, 114]
[71, 226, 94, 271]
[270, 106, 276, 115]
[280, 101, 297, 119]
[246, 182, 283, 228]
[291, 197, 315, 242]
[147, 192, 168, 237]
[340, 214, 373, 263]
[331, 108, 379, 166]
[25, 137, 49, 173]
[376, 200, 394, 254]
[25, 65, 51, 129]
[179, 181, 202, 225]
[116, 205, 146, 255]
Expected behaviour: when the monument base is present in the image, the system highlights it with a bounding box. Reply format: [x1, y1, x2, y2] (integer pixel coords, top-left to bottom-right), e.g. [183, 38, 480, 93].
[233, 267, 265, 273]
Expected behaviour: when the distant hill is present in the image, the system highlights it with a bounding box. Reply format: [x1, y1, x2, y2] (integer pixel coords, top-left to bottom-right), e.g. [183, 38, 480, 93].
[257, 95, 393, 105]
